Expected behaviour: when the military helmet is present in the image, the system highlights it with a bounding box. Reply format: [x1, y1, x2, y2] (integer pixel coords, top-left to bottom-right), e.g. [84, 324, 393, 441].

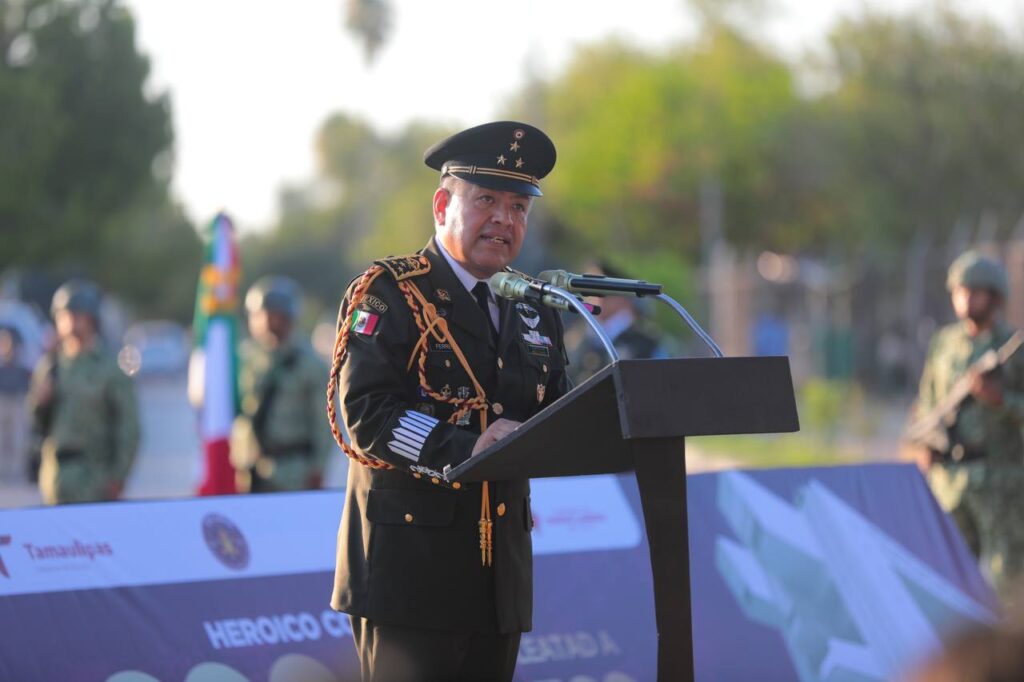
[946, 251, 1009, 298]
[50, 279, 103, 319]
[245, 276, 302, 319]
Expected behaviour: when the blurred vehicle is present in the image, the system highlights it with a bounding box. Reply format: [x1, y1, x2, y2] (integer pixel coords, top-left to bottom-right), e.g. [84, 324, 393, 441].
[120, 321, 190, 378]
[0, 299, 49, 370]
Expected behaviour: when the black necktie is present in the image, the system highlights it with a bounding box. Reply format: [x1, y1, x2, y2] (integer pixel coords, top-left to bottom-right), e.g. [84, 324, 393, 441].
[472, 281, 498, 342]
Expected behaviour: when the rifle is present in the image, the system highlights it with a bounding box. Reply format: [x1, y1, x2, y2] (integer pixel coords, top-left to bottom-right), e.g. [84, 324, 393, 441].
[904, 330, 1024, 454]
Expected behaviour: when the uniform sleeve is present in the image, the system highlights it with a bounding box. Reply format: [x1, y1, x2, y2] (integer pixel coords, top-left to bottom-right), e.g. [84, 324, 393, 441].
[26, 356, 56, 439]
[108, 366, 140, 482]
[996, 339, 1024, 423]
[337, 276, 478, 475]
[307, 353, 336, 474]
[915, 334, 941, 417]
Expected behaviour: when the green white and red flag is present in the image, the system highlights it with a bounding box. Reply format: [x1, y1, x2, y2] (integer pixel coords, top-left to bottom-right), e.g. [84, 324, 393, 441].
[188, 212, 241, 496]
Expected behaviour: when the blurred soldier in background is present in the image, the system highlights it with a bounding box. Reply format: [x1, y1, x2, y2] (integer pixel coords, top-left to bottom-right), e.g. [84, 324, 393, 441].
[0, 326, 31, 479]
[233, 276, 333, 492]
[565, 259, 667, 384]
[912, 251, 1024, 592]
[27, 280, 139, 504]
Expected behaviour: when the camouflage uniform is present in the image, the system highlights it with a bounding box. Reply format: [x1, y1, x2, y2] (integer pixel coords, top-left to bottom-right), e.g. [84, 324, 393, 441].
[919, 253, 1024, 592]
[28, 345, 140, 504]
[233, 277, 333, 492]
[232, 337, 333, 491]
[567, 311, 666, 384]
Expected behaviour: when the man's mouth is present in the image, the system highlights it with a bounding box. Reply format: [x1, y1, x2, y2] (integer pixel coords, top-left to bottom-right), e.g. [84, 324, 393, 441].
[482, 235, 510, 245]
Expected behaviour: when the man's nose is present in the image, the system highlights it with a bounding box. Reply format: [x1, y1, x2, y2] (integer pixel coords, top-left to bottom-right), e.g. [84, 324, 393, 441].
[491, 201, 513, 226]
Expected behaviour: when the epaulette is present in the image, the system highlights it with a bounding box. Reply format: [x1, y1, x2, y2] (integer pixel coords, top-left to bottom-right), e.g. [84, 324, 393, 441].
[374, 254, 431, 281]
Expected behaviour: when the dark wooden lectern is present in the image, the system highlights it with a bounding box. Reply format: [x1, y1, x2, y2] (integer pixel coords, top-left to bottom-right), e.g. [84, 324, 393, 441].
[444, 357, 800, 682]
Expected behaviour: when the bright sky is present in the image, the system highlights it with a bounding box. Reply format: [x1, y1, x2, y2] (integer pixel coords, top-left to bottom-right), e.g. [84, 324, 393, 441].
[125, 0, 1022, 232]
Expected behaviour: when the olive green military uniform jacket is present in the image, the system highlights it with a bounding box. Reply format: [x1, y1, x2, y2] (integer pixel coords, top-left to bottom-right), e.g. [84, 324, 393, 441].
[331, 237, 569, 633]
[28, 345, 139, 504]
[918, 319, 1024, 465]
[232, 338, 333, 491]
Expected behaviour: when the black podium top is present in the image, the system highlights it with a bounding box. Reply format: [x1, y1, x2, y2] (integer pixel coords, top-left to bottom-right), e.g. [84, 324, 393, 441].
[444, 356, 799, 482]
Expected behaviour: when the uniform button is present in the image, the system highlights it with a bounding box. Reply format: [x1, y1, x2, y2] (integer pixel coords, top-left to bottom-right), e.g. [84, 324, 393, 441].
[492, 402, 504, 415]
[497, 357, 504, 369]
[404, 513, 414, 523]
[413, 473, 422, 479]
[543, 364, 548, 373]
[452, 482, 462, 490]
[444, 359, 452, 368]
[431, 477, 440, 485]
[497, 503, 506, 517]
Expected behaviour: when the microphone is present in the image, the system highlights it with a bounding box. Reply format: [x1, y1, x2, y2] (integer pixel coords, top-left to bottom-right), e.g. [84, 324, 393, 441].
[536, 269, 663, 297]
[488, 272, 600, 315]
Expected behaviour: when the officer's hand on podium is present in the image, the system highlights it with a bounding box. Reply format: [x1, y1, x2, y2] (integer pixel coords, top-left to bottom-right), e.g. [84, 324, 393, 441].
[472, 419, 522, 457]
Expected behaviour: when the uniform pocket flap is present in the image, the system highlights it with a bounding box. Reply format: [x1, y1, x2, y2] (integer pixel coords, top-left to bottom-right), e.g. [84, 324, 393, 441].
[366, 488, 457, 527]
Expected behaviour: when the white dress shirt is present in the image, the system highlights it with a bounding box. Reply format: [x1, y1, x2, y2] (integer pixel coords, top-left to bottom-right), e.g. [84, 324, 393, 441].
[437, 241, 501, 330]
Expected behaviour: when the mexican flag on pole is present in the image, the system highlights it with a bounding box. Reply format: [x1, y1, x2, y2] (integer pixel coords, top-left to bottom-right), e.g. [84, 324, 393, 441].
[188, 212, 241, 496]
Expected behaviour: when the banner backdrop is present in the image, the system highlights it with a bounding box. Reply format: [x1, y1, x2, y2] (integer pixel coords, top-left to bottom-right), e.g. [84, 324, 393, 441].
[0, 464, 996, 682]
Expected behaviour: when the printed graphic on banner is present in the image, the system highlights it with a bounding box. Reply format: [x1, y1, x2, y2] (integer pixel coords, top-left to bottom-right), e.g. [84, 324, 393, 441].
[202, 514, 250, 571]
[530, 476, 642, 555]
[0, 466, 996, 682]
[714, 471, 996, 682]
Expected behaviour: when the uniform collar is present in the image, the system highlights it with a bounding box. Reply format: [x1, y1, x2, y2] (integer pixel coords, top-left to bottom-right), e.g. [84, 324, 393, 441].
[435, 238, 493, 302]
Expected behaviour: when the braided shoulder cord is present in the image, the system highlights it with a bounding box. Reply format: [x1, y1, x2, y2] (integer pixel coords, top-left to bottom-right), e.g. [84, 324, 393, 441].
[326, 266, 393, 470]
[326, 269, 492, 469]
[397, 280, 489, 426]
[397, 279, 494, 566]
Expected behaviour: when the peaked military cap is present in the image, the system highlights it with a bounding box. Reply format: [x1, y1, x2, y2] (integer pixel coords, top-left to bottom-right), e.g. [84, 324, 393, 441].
[424, 121, 556, 197]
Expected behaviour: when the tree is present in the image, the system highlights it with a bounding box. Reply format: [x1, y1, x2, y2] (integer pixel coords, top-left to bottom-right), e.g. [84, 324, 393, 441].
[1, 0, 198, 319]
[811, 8, 1024, 248]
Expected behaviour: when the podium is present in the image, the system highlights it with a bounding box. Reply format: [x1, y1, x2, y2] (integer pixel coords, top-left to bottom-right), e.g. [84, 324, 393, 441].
[445, 357, 800, 682]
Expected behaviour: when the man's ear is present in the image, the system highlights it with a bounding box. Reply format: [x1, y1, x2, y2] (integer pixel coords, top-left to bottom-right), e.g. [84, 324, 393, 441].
[432, 187, 450, 227]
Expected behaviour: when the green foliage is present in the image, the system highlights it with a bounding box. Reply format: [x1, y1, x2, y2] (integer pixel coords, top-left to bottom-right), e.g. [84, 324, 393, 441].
[542, 30, 798, 255]
[810, 8, 1024, 246]
[256, 2, 1024, 326]
[1, 0, 196, 319]
[241, 116, 451, 315]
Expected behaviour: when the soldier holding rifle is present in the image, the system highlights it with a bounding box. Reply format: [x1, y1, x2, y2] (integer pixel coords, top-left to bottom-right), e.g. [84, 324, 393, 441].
[907, 251, 1024, 592]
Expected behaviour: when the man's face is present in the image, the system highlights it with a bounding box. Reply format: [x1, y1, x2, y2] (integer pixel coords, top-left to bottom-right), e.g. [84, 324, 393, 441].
[54, 309, 96, 343]
[951, 285, 999, 326]
[248, 309, 293, 347]
[434, 179, 533, 279]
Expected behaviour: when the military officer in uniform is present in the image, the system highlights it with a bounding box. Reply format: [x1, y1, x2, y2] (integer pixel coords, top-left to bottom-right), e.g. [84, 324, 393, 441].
[914, 251, 1024, 593]
[327, 121, 569, 681]
[233, 276, 334, 492]
[566, 259, 667, 383]
[27, 280, 139, 504]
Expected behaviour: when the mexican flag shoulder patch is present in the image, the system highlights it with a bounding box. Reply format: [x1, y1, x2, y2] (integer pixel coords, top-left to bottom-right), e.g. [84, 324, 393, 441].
[351, 309, 380, 335]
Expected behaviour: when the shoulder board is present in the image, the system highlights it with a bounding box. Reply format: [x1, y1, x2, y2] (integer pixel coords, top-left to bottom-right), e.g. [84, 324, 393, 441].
[374, 254, 431, 281]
